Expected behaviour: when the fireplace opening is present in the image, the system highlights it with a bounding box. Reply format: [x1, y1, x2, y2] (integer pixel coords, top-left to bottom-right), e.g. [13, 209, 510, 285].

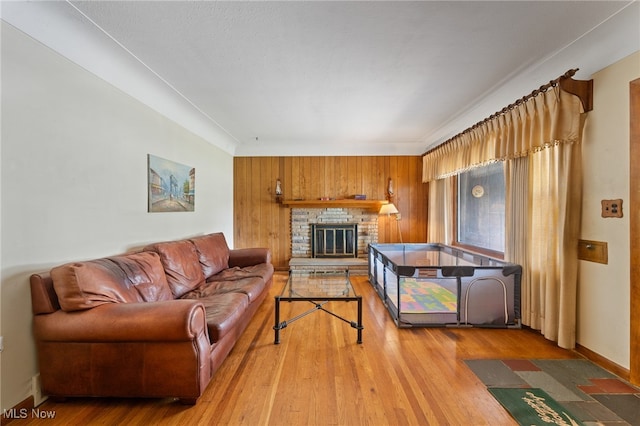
[311, 223, 358, 258]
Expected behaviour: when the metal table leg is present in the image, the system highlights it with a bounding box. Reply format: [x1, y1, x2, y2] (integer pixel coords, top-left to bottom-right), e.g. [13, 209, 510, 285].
[274, 295, 281, 344]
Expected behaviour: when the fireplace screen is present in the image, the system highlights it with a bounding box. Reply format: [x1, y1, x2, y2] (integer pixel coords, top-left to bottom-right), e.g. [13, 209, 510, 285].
[311, 223, 358, 258]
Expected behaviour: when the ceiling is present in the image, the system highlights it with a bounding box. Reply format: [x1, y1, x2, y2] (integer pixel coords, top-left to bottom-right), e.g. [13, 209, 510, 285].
[2, 1, 639, 156]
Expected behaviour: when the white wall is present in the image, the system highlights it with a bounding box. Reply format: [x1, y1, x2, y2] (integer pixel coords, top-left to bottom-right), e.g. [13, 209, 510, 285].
[0, 22, 234, 411]
[578, 51, 640, 368]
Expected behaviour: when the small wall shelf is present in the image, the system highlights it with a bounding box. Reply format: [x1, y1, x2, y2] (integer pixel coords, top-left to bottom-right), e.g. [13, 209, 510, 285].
[281, 199, 387, 211]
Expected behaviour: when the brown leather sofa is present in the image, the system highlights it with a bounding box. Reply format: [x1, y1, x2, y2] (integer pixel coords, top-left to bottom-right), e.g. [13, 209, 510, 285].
[29, 232, 273, 404]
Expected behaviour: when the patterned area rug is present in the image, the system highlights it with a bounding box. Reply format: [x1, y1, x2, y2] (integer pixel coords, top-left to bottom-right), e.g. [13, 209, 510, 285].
[465, 359, 640, 425]
[399, 278, 457, 313]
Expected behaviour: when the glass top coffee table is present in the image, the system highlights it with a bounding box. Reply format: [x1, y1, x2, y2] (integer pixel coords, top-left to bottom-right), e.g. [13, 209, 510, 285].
[274, 270, 363, 344]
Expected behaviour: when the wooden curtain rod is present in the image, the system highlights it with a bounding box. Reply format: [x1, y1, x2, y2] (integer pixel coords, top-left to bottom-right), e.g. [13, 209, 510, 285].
[422, 68, 593, 156]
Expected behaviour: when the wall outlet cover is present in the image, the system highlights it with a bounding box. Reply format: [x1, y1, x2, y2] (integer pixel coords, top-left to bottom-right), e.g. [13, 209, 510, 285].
[601, 199, 623, 218]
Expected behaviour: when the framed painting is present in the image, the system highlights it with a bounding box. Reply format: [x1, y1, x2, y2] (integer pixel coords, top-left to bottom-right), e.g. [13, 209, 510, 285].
[147, 154, 195, 212]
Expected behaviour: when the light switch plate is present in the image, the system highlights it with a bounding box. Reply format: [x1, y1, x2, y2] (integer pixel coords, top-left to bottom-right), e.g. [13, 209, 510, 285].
[601, 199, 623, 218]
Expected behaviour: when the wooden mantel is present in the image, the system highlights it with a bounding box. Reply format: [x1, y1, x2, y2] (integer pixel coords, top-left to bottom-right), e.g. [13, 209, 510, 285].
[280, 199, 388, 211]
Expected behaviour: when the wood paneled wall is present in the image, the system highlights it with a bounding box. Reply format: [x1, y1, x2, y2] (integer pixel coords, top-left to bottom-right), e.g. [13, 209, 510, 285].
[234, 156, 428, 269]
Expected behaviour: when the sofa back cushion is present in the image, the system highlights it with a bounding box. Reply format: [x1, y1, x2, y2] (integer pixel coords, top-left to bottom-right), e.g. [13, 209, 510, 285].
[189, 233, 230, 279]
[144, 239, 205, 298]
[50, 252, 173, 312]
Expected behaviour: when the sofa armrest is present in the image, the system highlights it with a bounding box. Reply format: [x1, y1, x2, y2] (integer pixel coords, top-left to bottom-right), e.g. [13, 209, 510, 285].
[228, 247, 271, 268]
[33, 299, 208, 343]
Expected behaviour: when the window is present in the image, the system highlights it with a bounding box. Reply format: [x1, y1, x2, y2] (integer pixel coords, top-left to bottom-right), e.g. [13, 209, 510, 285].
[457, 162, 505, 253]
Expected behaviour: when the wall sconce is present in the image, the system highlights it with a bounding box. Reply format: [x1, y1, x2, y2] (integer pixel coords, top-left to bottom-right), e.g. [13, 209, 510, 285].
[387, 178, 394, 201]
[379, 202, 403, 243]
[275, 178, 283, 203]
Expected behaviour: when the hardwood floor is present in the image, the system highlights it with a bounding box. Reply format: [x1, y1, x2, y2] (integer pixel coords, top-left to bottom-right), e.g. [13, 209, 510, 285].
[18, 272, 579, 425]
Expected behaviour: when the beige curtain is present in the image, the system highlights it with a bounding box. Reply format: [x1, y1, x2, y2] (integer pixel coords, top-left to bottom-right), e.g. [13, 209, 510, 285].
[525, 140, 583, 347]
[504, 156, 528, 280]
[427, 176, 455, 244]
[423, 86, 586, 349]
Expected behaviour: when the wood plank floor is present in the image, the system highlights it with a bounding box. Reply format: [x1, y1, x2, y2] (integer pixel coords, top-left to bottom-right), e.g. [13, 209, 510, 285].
[18, 272, 580, 425]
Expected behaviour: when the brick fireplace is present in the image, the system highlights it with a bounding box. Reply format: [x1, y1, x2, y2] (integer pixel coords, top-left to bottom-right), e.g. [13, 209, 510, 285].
[289, 207, 378, 274]
[291, 207, 379, 258]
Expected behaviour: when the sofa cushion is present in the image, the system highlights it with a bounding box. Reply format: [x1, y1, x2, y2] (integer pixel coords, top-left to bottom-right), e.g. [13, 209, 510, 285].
[51, 252, 173, 312]
[189, 233, 230, 279]
[207, 264, 274, 285]
[181, 292, 248, 343]
[144, 240, 205, 298]
[184, 276, 265, 303]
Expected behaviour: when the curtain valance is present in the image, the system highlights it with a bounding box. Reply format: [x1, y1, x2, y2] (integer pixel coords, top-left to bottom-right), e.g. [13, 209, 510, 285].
[422, 81, 586, 182]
